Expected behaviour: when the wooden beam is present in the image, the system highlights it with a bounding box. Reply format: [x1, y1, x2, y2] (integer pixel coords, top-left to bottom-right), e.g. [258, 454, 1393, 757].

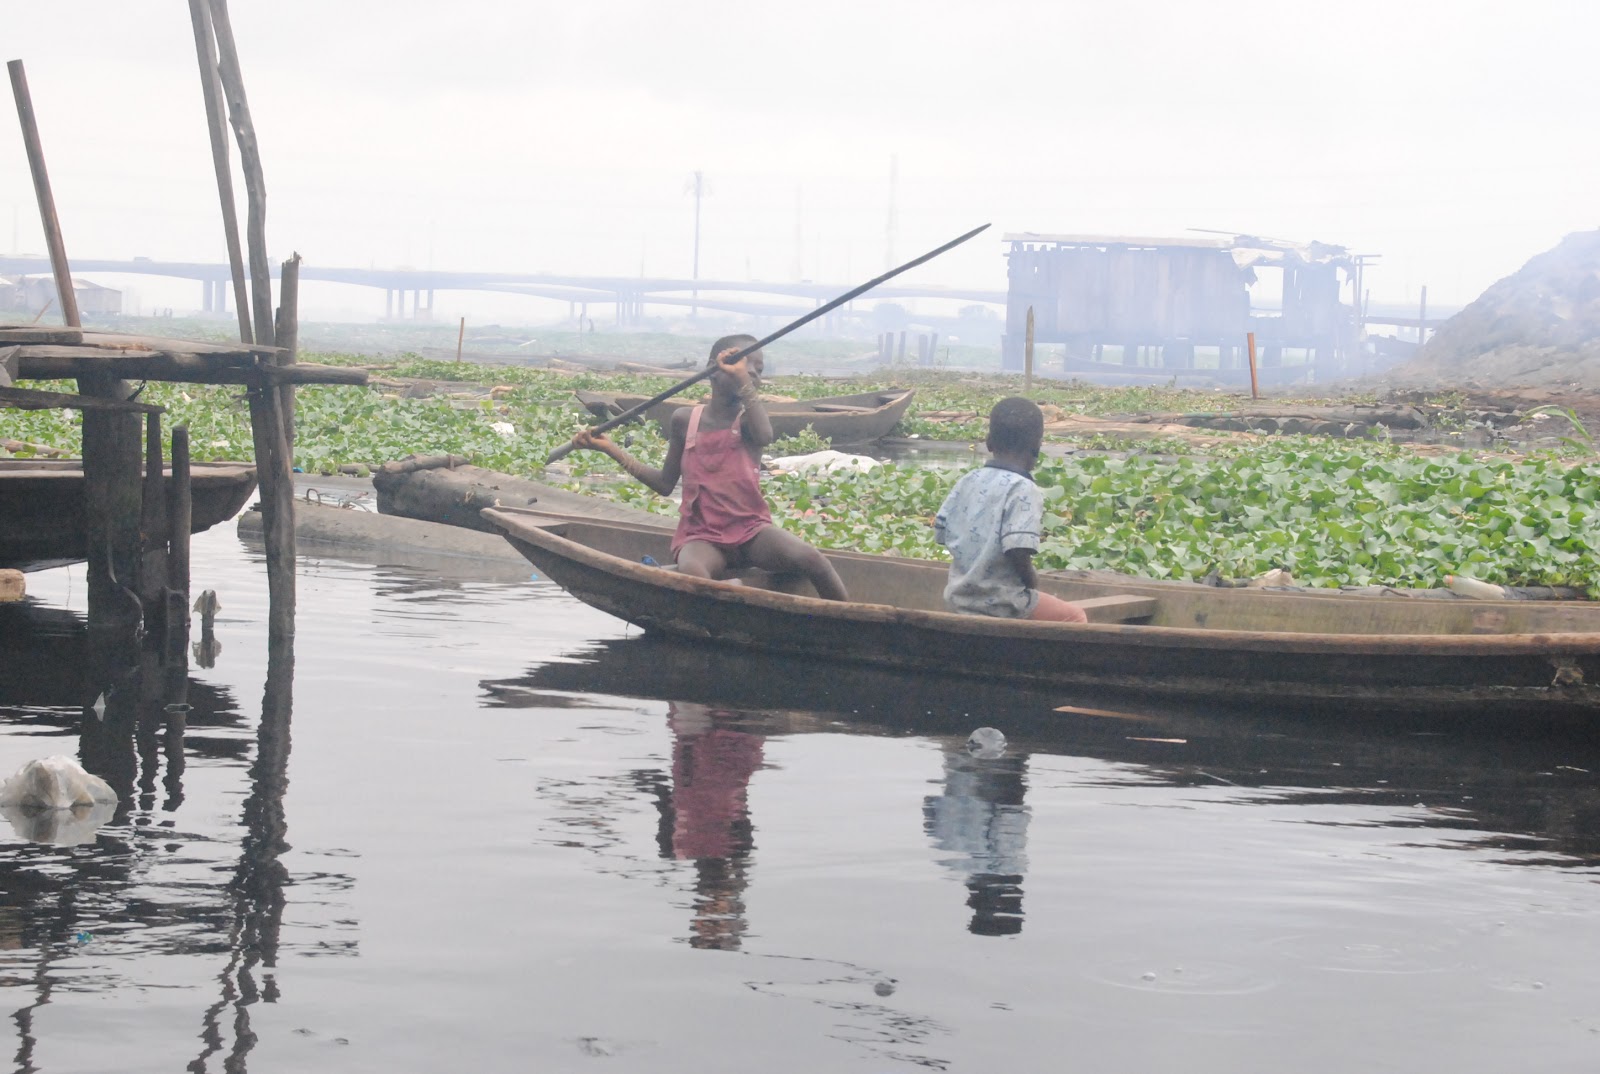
[273, 252, 300, 452]
[15, 353, 366, 385]
[187, 0, 253, 344]
[6, 60, 80, 327]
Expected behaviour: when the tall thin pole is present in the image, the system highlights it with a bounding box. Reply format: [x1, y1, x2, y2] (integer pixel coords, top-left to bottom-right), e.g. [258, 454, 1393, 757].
[455, 316, 465, 364]
[690, 170, 703, 319]
[187, 0, 252, 343]
[1247, 330, 1260, 400]
[207, 0, 274, 349]
[7, 60, 80, 327]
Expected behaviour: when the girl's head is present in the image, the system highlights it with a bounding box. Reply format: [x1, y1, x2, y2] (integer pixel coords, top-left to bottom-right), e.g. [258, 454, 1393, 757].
[707, 333, 763, 395]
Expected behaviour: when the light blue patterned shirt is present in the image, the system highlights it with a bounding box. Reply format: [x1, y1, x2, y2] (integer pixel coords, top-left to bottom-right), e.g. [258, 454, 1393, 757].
[933, 463, 1042, 618]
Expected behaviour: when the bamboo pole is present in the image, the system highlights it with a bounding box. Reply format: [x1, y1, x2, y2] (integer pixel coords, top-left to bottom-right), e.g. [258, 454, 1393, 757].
[1246, 331, 1260, 400]
[1024, 305, 1034, 394]
[7, 60, 79, 327]
[206, 0, 274, 349]
[455, 316, 465, 364]
[186, 0, 252, 344]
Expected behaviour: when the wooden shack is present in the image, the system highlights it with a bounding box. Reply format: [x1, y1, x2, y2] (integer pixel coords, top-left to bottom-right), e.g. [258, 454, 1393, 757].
[1003, 233, 1362, 382]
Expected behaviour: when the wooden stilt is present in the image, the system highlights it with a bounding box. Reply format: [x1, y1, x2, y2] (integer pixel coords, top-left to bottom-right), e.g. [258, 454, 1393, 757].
[166, 425, 193, 664]
[139, 411, 169, 618]
[1024, 306, 1034, 394]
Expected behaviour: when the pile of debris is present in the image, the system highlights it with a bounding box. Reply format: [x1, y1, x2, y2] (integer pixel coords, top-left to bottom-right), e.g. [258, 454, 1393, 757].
[1390, 229, 1600, 390]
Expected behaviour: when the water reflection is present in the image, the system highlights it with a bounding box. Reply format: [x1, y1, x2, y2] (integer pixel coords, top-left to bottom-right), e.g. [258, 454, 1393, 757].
[660, 703, 761, 950]
[923, 743, 1030, 936]
[0, 602, 353, 1074]
[497, 635, 1600, 873]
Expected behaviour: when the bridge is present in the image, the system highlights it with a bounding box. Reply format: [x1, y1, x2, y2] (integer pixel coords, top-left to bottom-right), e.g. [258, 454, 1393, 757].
[0, 256, 1007, 325]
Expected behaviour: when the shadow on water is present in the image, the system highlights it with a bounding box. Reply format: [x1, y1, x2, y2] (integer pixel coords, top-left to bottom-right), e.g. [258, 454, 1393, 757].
[483, 635, 1600, 945]
[0, 601, 347, 1074]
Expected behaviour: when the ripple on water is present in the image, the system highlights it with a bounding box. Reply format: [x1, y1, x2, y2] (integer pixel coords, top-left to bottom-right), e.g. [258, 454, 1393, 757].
[1084, 959, 1278, 996]
[1268, 928, 1464, 975]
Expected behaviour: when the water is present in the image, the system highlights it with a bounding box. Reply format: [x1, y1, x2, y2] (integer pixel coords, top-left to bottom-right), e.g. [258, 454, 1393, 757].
[2, 527, 1600, 1072]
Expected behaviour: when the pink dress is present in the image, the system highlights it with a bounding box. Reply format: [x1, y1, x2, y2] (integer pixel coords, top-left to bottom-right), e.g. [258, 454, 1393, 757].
[671, 405, 773, 557]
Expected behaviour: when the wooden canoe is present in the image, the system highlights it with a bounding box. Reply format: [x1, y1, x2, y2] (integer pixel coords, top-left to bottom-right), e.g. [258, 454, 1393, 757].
[482, 507, 1600, 713]
[372, 456, 671, 534]
[573, 387, 916, 446]
[0, 459, 257, 572]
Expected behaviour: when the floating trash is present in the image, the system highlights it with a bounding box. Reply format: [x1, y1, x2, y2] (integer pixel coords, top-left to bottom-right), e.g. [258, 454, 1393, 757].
[966, 727, 1006, 759]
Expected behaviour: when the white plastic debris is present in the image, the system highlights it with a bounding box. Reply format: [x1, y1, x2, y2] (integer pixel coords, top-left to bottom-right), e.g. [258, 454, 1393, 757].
[966, 727, 1007, 759]
[490, 421, 517, 438]
[1248, 568, 1296, 588]
[193, 589, 221, 617]
[767, 449, 880, 475]
[0, 756, 117, 810]
[1445, 574, 1508, 599]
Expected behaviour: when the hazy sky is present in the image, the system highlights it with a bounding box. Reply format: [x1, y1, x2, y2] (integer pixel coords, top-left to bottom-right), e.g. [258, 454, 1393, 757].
[5, 1, 1598, 318]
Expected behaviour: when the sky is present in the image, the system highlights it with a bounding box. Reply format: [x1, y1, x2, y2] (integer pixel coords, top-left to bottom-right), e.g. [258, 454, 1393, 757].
[4, 0, 1598, 320]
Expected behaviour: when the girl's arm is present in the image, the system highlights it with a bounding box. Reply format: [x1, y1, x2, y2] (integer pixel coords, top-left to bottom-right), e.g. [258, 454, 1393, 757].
[737, 383, 775, 448]
[568, 413, 686, 496]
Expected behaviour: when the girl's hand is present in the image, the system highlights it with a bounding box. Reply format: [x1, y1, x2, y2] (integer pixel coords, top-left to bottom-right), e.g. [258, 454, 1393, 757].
[570, 428, 614, 454]
[717, 346, 753, 388]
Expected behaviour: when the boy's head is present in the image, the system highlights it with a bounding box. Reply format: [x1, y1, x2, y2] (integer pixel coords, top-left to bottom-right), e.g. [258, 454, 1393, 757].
[986, 396, 1045, 465]
[708, 334, 764, 388]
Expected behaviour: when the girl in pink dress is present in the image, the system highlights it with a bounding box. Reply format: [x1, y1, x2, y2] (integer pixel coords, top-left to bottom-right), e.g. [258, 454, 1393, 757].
[567, 335, 850, 601]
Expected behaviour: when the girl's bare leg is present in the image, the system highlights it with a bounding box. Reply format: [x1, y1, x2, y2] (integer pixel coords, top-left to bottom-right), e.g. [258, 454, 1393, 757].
[742, 527, 849, 601]
[676, 540, 730, 581]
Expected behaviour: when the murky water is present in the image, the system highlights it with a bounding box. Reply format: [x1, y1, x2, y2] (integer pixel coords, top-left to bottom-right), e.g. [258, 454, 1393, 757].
[2, 526, 1600, 1072]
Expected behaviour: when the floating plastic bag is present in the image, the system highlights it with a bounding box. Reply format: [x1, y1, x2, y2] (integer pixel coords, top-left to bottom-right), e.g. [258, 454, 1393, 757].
[0, 756, 117, 809]
[767, 449, 880, 475]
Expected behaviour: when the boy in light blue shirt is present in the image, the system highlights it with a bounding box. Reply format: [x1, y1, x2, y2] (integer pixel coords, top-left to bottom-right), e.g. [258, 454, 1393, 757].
[933, 397, 1087, 622]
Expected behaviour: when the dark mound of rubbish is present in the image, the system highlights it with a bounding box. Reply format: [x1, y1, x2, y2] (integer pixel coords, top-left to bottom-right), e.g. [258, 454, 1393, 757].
[1389, 229, 1600, 389]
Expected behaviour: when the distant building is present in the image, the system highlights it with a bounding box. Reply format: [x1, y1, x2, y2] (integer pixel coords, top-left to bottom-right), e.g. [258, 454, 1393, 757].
[0, 275, 122, 318]
[1002, 233, 1365, 382]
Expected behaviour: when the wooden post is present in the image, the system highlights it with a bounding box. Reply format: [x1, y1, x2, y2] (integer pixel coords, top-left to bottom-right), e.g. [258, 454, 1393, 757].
[7, 60, 80, 327]
[1418, 285, 1428, 349]
[186, 0, 252, 344]
[165, 425, 192, 663]
[456, 316, 465, 364]
[1247, 331, 1260, 400]
[139, 411, 169, 615]
[206, 0, 274, 350]
[1024, 305, 1034, 393]
[274, 252, 299, 453]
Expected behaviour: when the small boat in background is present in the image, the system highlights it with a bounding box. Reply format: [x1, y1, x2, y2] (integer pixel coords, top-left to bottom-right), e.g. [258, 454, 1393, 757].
[0, 459, 257, 572]
[574, 387, 916, 446]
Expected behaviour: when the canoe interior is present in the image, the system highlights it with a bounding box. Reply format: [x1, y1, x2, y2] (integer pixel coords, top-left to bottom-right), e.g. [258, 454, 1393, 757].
[491, 509, 1600, 638]
[0, 459, 258, 572]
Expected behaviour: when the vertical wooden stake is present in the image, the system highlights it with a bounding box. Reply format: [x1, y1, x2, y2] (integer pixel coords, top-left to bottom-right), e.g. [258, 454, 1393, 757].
[456, 316, 465, 364]
[1024, 305, 1035, 394]
[274, 252, 299, 453]
[169, 425, 192, 600]
[139, 411, 168, 614]
[186, 0, 252, 344]
[1247, 331, 1260, 400]
[7, 60, 80, 327]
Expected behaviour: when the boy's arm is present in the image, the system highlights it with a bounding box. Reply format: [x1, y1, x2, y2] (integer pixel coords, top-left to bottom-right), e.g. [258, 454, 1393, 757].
[1004, 547, 1039, 589]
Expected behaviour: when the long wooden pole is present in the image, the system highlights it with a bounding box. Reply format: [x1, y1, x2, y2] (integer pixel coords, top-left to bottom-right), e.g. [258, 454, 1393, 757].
[7, 60, 79, 327]
[206, 0, 274, 349]
[186, 0, 252, 344]
[455, 316, 465, 364]
[546, 222, 990, 463]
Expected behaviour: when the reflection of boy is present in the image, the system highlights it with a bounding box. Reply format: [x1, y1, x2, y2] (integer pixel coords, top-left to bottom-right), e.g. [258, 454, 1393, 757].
[934, 397, 1087, 623]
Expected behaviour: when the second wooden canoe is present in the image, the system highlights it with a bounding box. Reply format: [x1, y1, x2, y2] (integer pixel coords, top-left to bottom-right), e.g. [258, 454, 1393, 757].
[574, 387, 916, 446]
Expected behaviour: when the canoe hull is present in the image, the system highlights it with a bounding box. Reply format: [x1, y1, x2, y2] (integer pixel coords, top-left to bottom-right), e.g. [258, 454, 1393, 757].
[0, 461, 258, 572]
[575, 388, 915, 446]
[486, 509, 1600, 714]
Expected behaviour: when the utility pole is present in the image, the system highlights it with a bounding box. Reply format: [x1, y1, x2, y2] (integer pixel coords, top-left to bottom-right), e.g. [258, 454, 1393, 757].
[687, 170, 705, 318]
[885, 153, 899, 271]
